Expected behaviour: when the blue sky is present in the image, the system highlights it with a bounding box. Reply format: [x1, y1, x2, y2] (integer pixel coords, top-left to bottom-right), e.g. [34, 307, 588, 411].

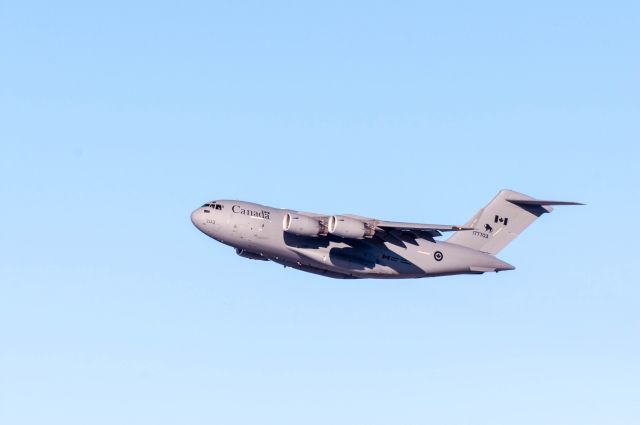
[1, 1, 639, 424]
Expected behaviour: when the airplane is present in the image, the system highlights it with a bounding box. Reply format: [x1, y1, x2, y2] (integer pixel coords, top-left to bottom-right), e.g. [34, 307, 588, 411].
[190, 189, 582, 279]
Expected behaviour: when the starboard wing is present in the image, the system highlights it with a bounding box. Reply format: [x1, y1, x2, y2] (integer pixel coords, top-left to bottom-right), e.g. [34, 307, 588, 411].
[373, 221, 472, 247]
[375, 220, 472, 233]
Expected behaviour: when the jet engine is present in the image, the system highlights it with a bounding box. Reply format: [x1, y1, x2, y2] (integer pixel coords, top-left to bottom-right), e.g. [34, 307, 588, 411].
[282, 213, 327, 237]
[328, 215, 375, 239]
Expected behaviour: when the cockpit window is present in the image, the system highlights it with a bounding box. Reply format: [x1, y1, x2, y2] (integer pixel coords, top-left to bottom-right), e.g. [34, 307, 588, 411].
[201, 202, 224, 210]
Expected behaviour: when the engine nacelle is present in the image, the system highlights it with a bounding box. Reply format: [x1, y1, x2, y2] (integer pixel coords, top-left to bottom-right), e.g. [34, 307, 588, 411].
[328, 215, 375, 239]
[235, 248, 268, 261]
[282, 213, 327, 237]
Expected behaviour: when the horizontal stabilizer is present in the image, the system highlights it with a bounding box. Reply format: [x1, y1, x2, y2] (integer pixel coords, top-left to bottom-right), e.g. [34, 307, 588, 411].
[470, 264, 515, 273]
[507, 199, 585, 206]
[506, 198, 584, 214]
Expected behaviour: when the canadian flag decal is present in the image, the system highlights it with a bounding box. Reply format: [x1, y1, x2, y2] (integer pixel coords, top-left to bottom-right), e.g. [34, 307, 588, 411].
[494, 215, 508, 226]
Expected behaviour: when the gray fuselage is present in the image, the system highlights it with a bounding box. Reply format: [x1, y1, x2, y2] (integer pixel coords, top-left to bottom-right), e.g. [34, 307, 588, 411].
[190, 200, 513, 279]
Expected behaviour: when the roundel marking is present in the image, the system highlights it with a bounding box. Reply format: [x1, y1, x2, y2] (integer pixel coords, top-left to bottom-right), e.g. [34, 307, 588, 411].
[434, 251, 444, 261]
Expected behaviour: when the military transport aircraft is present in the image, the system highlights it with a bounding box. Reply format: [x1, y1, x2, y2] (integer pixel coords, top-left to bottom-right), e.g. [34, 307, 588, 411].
[190, 189, 582, 279]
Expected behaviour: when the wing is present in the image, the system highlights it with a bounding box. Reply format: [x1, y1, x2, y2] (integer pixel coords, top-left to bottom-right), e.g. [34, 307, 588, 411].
[376, 221, 471, 246]
[375, 220, 472, 232]
[340, 214, 471, 247]
[340, 214, 469, 232]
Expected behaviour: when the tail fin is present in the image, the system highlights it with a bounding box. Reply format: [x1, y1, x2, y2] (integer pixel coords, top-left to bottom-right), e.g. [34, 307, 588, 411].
[447, 189, 583, 254]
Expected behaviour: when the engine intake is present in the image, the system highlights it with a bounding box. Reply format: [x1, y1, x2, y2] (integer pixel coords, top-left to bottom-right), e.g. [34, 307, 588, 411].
[282, 213, 327, 237]
[328, 215, 375, 239]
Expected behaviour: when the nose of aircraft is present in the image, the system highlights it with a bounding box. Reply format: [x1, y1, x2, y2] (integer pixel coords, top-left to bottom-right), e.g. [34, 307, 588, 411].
[191, 208, 202, 229]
